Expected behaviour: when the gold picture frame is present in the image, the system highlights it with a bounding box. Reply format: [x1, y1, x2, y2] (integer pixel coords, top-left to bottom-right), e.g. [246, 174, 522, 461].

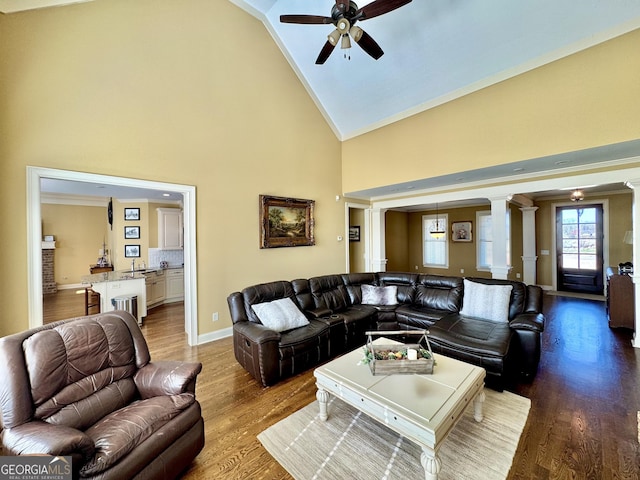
[260, 195, 315, 248]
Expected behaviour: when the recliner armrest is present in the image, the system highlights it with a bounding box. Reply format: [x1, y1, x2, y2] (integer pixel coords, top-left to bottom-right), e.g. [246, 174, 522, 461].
[2, 420, 94, 459]
[509, 312, 545, 333]
[134, 361, 203, 399]
[306, 307, 332, 318]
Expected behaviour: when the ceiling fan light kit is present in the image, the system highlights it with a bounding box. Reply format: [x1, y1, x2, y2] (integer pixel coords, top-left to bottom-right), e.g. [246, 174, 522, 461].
[280, 0, 413, 64]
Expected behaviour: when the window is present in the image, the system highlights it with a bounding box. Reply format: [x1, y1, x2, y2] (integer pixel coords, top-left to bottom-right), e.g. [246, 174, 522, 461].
[423, 214, 448, 268]
[559, 207, 598, 270]
[476, 210, 511, 271]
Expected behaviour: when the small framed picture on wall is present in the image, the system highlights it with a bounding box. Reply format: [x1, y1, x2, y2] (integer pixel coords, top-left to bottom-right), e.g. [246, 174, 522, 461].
[452, 221, 472, 242]
[124, 245, 141, 257]
[124, 226, 140, 239]
[124, 208, 140, 221]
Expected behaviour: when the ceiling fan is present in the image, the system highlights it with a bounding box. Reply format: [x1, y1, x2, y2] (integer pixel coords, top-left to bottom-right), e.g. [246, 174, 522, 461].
[280, 0, 413, 64]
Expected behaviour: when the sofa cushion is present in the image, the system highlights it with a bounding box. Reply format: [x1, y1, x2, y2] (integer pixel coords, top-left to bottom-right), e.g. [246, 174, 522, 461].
[460, 279, 513, 322]
[310, 275, 350, 312]
[251, 297, 309, 332]
[81, 393, 196, 476]
[466, 277, 526, 320]
[376, 272, 418, 304]
[361, 285, 398, 306]
[395, 305, 451, 328]
[341, 273, 377, 304]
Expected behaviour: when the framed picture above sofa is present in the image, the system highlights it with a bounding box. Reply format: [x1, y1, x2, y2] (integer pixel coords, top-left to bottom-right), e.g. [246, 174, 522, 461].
[452, 221, 472, 242]
[260, 195, 315, 248]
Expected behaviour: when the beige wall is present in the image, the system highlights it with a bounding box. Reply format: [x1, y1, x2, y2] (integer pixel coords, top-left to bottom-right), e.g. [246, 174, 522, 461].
[0, 0, 343, 336]
[41, 203, 109, 285]
[342, 29, 640, 194]
[403, 205, 524, 280]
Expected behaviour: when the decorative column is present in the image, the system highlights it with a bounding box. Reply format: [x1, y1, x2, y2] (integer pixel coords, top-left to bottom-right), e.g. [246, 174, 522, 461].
[489, 197, 510, 279]
[369, 207, 388, 272]
[520, 206, 539, 285]
[623, 180, 640, 348]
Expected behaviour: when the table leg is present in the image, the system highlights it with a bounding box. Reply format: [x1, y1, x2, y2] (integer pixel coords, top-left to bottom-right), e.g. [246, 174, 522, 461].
[317, 387, 329, 421]
[473, 389, 486, 422]
[420, 447, 441, 480]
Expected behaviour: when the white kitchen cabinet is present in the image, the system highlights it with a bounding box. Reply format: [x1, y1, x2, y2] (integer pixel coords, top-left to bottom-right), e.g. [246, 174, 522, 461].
[90, 276, 147, 325]
[144, 271, 166, 307]
[165, 268, 184, 302]
[157, 208, 183, 249]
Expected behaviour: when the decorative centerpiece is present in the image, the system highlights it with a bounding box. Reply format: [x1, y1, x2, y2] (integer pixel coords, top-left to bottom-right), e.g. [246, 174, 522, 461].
[362, 330, 434, 375]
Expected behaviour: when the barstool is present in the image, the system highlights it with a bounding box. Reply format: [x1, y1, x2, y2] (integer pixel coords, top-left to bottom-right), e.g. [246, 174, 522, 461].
[85, 287, 101, 315]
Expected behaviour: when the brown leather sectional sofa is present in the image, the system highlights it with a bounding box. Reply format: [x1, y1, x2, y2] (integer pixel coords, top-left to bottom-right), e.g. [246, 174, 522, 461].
[0, 311, 204, 479]
[227, 272, 545, 390]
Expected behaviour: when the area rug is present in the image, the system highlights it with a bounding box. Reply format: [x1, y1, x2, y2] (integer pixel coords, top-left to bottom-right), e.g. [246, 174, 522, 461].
[258, 389, 530, 480]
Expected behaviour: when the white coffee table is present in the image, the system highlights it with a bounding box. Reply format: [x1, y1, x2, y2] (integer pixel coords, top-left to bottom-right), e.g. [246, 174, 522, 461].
[314, 338, 486, 480]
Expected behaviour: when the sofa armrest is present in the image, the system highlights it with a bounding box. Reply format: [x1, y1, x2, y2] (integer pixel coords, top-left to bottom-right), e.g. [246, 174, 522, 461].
[2, 420, 94, 459]
[510, 312, 545, 333]
[233, 320, 281, 343]
[525, 285, 543, 313]
[134, 361, 203, 399]
[306, 307, 332, 318]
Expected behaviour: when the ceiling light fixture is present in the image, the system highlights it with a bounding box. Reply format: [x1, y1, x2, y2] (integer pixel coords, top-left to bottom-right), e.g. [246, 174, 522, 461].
[430, 203, 446, 239]
[570, 189, 584, 202]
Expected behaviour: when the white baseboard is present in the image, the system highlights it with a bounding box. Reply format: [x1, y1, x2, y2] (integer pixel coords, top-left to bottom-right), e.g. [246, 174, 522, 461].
[198, 326, 233, 345]
[57, 283, 85, 290]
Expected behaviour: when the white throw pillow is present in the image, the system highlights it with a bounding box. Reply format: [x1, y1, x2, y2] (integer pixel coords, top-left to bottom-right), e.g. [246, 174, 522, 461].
[361, 284, 398, 306]
[251, 297, 310, 332]
[460, 279, 513, 322]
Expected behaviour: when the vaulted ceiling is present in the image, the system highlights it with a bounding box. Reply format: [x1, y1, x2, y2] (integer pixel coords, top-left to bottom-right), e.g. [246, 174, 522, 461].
[231, 0, 640, 141]
[4, 0, 640, 202]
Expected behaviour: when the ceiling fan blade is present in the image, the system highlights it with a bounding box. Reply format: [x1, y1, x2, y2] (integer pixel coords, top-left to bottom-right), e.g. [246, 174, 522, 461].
[354, 29, 384, 60]
[356, 0, 412, 21]
[315, 40, 336, 65]
[280, 14, 333, 24]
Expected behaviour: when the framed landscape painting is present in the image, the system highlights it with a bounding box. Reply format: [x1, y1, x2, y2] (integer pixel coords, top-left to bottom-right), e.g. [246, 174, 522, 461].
[260, 195, 315, 248]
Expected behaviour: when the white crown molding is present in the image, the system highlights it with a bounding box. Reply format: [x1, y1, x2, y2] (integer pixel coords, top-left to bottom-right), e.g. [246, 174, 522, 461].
[41, 192, 109, 207]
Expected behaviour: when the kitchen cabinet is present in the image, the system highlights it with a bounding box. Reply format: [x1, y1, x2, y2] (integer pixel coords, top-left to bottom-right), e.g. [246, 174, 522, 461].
[157, 208, 183, 249]
[165, 268, 184, 302]
[145, 270, 166, 307]
[86, 273, 147, 325]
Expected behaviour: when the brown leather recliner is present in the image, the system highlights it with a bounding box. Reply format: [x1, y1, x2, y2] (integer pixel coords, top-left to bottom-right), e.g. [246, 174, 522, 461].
[0, 311, 204, 479]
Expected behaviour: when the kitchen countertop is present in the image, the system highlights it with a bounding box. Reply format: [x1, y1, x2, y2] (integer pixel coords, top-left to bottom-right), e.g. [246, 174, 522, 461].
[83, 266, 184, 284]
[82, 271, 146, 284]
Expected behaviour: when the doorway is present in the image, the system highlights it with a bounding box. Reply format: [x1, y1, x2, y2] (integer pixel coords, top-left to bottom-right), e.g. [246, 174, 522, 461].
[556, 203, 604, 294]
[27, 167, 199, 345]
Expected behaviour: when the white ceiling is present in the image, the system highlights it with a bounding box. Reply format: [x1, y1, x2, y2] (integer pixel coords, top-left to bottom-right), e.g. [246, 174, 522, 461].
[231, 0, 640, 141]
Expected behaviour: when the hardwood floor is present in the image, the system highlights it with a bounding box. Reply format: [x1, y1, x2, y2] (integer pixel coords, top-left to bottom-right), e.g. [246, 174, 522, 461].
[42, 292, 640, 479]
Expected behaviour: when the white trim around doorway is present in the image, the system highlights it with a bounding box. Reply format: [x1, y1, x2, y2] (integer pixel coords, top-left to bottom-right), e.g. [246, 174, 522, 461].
[27, 166, 199, 346]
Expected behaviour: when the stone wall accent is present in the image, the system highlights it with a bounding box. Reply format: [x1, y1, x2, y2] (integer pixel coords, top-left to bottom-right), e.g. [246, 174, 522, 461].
[42, 249, 57, 294]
